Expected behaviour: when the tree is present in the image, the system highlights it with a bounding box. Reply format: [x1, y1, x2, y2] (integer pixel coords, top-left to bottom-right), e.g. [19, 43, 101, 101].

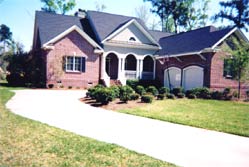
[134, 5, 150, 26]
[214, 0, 249, 31]
[186, 0, 210, 30]
[41, 0, 76, 14]
[225, 37, 249, 99]
[0, 24, 12, 52]
[95, 0, 106, 12]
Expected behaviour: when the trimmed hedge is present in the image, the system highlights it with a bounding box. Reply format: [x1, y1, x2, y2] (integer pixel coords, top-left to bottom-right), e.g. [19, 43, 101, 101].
[141, 95, 153, 103]
[172, 87, 184, 96]
[95, 87, 115, 105]
[159, 87, 170, 95]
[135, 85, 146, 96]
[130, 93, 140, 100]
[157, 94, 165, 100]
[167, 93, 175, 99]
[146, 86, 158, 96]
[119, 85, 134, 103]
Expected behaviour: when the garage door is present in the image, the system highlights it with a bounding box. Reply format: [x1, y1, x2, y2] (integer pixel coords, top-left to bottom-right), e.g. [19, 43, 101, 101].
[164, 67, 181, 89]
[183, 66, 203, 90]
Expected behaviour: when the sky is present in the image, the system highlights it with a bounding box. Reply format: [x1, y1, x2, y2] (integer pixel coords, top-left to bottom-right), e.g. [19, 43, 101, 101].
[0, 0, 248, 51]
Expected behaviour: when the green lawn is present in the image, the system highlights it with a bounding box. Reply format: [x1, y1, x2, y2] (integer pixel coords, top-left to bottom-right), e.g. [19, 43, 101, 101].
[119, 99, 249, 137]
[0, 86, 175, 167]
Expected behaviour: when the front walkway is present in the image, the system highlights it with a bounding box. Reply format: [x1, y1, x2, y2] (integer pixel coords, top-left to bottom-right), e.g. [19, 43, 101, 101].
[6, 90, 249, 167]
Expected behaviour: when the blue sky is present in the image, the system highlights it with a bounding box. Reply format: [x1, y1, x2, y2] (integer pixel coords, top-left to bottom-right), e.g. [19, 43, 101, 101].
[0, 0, 248, 51]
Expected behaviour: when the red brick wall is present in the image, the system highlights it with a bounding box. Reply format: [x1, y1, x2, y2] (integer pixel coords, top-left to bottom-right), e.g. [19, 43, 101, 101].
[156, 53, 212, 87]
[210, 51, 249, 96]
[44, 30, 100, 88]
[156, 52, 249, 97]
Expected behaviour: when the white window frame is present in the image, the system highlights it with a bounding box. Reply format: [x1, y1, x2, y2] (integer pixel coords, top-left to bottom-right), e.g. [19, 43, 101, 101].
[65, 56, 83, 72]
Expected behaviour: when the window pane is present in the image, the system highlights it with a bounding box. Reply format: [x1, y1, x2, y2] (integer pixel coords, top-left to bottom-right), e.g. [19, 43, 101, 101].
[74, 57, 81, 71]
[66, 57, 74, 71]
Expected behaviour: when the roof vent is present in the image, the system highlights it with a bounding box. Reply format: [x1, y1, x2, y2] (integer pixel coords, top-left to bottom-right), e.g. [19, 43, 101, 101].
[75, 9, 87, 18]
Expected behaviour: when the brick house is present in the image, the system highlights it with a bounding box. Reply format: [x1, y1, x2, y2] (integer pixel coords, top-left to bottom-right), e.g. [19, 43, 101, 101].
[32, 10, 249, 94]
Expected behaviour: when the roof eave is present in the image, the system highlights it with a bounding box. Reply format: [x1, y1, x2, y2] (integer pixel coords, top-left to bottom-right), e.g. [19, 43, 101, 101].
[42, 25, 103, 52]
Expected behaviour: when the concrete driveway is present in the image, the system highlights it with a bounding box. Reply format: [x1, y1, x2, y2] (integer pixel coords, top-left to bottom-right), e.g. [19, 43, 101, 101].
[6, 89, 249, 167]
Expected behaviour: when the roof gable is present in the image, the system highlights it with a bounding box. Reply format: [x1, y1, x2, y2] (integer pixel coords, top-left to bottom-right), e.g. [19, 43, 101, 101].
[35, 11, 83, 46]
[102, 19, 159, 47]
[42, 25, 103, 50]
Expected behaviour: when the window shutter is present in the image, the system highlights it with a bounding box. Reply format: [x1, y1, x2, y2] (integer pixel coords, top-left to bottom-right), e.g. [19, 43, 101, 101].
[81, 57, 86, 72]
[63, 56, 67, 71]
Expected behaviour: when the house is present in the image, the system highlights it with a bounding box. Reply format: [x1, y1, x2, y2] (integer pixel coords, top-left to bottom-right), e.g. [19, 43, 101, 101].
[32, 10, 249, 95]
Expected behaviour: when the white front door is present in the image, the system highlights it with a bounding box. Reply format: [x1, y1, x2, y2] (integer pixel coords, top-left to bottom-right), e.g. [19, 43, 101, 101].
[183, 66, 204, 90]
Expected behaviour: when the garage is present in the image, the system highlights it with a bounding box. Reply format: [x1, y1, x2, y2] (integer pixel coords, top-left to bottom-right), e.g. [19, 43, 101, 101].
[183, 66, 203, 90]
[164, 67, 181, 89]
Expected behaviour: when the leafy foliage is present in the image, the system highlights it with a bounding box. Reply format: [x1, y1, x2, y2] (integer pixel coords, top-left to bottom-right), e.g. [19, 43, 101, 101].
[171, 87, 184, 96]
[130, 93, 140, 100]
[41, 0, 76, 14]
[95, 87, 115, 105]
[146, 86, 159, 96]
[141, 95, 153, 103]
[119, 85, 134, 103]
[159, 87, 170, 95]
[135, 85, 146, 96]
[214, 0, 249, 31]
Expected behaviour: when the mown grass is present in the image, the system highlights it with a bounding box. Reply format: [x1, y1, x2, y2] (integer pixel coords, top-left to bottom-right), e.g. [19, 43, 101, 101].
[119, 99, 249, 137]
[0, 86, 175, 167]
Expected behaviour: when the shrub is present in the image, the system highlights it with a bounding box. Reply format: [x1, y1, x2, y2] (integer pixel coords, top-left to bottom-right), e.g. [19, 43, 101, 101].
[157, 94, 165, 100]
[110, 86, 120, 98]
[135, 85, 146, 96]
[126, 79, 139, 90]
[48, 84, 54, 89]
[246, 90, 249, 99]
[167, 93, 175, 99]
[141, 95, 153, 103]
[177, 93, 185, 98]
[185, 90, 194, 98]
[187, 87, 211, 99]
[146, 86, 158, 96]
[223, 87, 232, 100]
[187, 94, 196, 99]
[159, 87, 170, 95]
[130, 93, 140, 100]
[233, 91, 239, 98]
[119, 85, 134, 103]
[95, 87, 115, 105]
[87, 84, 104, 99]
[211, 91, 223, 100]
[171, 87, 184, 96]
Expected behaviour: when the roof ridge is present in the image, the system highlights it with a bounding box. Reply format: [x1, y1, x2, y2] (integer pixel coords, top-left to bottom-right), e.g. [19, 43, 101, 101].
[36, 10, 79, 19]
[87, 10, 136, 19]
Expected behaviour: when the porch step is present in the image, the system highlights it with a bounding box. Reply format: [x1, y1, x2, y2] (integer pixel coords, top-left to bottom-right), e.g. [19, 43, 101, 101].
[110, 80, 122, 86]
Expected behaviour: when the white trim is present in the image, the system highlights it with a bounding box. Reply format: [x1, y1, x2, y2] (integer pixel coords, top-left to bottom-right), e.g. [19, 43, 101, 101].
[42, 25, 103, 51]
[211, 27, 237, 49]
[102, 19, 160, 47]
[104, 41, 160, 50]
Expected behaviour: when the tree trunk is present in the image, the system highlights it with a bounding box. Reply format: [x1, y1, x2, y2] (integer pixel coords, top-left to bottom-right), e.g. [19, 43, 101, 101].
[238, 68, 241, 99]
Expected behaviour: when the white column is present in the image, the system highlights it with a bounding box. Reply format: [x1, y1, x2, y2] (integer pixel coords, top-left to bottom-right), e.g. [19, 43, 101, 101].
[140, 59, 144, 79]
[136, 58, 140, 79]
[153, 58, 156, 79]
[101, 54, 106, 80]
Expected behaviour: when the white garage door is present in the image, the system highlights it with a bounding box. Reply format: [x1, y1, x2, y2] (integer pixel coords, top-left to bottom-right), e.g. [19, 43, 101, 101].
[164, 67, 181, 89]
[183, 66, 203, 90]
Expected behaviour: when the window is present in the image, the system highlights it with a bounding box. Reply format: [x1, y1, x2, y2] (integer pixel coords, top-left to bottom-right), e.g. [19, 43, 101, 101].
[65, 56, 85, 72]
[129, 37, 136, 42]
[223, 58, 234, 79]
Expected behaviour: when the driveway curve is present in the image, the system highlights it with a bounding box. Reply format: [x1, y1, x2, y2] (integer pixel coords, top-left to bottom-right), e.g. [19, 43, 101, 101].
[6, 89, 249, 167]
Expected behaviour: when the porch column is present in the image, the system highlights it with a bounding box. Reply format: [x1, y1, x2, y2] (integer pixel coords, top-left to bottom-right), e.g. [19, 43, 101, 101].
[140, 59, 144, 79]
[136, 58, 140, 79]
[100, 54, 106, 79]
[153, 58, 156, 79]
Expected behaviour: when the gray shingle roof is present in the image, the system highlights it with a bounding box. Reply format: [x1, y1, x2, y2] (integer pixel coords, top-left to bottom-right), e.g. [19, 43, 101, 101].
[87, 11, 151, 43]
[35, 11, 84, 46]
[158, 26, 234, 56]
[149, 30, 173, 42]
